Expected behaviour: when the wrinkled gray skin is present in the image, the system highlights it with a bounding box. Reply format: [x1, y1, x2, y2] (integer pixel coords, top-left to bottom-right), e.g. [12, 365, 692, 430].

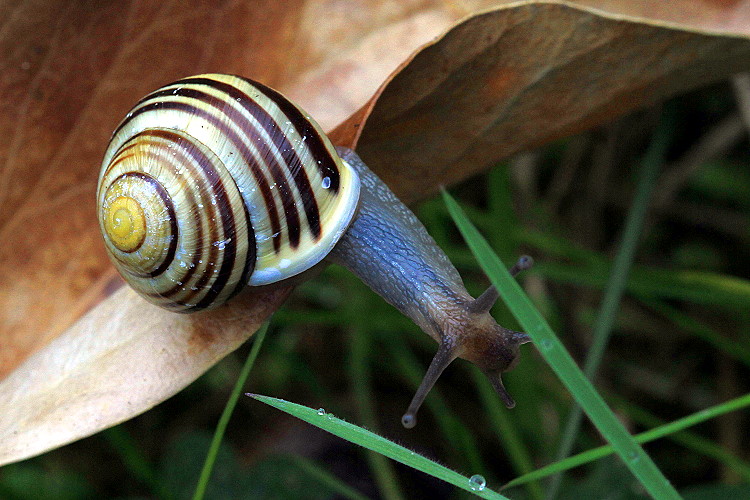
[328, 147, 530, 428]
[328, 147, 468, 342]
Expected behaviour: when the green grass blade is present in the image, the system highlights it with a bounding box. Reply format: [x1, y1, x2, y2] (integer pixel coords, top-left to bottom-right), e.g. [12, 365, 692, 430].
[248, 395, 510, 499]
[192, 322, 270, 500]
[638, 296, 750, 367]
[536, 260, 750, 311]
[469, 368, 545, 500]
[349, 326, 405, 500]
[615, 396, 750, 483]
[442, 190, 681, 500]
[284, 455, 370, 500]
[505, 393, 750, 488]
[103, 426, 170, 500]
[548, 110, 670, 498]
[517, 230, 750, 312]
[486, 164, 518, 258]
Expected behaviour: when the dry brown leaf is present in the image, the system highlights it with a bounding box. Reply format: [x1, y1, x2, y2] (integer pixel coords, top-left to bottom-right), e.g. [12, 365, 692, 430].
[0, 0, 476, 466]
[574, 0, 750, 35]
[4, 0, 750, 466]
[0, 0, 462, 380]
[336, 1, 750, 203]
[0, 285, 291, 466]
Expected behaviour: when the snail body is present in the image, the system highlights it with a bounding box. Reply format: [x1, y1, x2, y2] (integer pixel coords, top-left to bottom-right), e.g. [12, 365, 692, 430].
[98, 74, 531, 427]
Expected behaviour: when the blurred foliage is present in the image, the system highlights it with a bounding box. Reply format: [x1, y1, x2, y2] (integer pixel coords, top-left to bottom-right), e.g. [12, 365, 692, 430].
[1, 80, 750, 499]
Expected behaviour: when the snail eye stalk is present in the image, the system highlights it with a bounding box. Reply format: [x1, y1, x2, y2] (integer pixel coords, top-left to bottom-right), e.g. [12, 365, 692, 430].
[401, 340, 459, 429]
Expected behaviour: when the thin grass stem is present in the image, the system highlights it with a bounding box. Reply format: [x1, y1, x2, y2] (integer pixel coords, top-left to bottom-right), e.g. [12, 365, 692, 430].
[442, 189, 681, 500]
[349, 325, 405, 500]
[546, 110, 672, 498]
[505, 392, 750, 488]
[192, 322, 270, 500]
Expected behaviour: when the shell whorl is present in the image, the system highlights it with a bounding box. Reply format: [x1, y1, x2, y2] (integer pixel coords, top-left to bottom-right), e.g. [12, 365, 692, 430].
[98, 74, 360, 311]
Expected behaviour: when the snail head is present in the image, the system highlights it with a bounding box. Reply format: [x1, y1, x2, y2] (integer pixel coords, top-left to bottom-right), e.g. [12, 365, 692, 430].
[401, 256, 533, 428]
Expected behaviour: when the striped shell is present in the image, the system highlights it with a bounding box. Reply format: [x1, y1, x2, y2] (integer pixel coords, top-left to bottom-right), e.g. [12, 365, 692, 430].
[97, 74, 360, 312]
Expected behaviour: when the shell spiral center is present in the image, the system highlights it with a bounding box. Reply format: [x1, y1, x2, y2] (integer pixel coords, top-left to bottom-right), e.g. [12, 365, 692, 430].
[104, 196, 146, 252]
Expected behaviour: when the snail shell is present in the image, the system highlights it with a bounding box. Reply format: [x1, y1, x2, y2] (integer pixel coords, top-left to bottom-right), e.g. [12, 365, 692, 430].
[98, 74, 360, 311]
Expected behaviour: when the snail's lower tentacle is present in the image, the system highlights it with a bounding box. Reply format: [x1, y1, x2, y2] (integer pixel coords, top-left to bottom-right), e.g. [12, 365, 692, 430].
[483, 370, 516, 409]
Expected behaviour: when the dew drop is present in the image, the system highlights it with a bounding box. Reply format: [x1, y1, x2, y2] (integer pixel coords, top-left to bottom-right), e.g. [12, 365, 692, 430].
[468, 475, 486, 491]
[213, 238, 231, 250]
[541, 339, 553, 350]
[317, 408, 326, 416]
[321, 177, 331, 189]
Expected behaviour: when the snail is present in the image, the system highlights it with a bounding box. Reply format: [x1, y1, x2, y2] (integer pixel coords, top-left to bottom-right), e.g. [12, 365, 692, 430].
[97, 73, 532, 428]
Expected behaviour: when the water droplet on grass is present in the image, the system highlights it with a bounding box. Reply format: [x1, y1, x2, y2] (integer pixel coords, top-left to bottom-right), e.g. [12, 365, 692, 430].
[469, 474, 486, 491]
